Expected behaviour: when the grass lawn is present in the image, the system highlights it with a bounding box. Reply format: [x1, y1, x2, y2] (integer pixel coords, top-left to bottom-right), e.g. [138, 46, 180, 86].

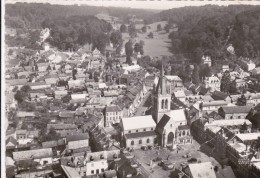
[122, 21, 172, 58]
[132, 140, 221, 178]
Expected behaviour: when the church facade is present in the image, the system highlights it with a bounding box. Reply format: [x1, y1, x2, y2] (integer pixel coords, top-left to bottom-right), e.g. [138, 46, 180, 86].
[152, 65, 192, 148]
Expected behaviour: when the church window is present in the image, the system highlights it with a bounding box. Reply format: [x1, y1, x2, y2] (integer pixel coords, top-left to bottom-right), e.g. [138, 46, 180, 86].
[161, 100, 164, 109]
[165, 99, 168, 109]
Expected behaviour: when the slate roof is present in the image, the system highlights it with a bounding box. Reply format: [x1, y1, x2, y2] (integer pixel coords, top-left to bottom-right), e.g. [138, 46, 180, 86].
[156, 114, 171, 129]
[221, 105, 252, 114]
[211, 91, 229, 100]
[66, 133, 89, 142]
[125, 131, 156, 139]
[13, 148, 53, 161]
[47, 123, 77, 130]
[178, 125, 190, 130]
[106, 105, 121, 112]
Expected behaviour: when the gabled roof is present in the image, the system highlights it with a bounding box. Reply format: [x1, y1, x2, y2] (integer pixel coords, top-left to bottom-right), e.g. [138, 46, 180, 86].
[6, 136, 18, 146]
[13, 148, 53, 161]
[221, 105, 252, 114]
[211, 91, 229, 100]
[125, 131, 156, 139]
[122, 115, 156, 131]
[66, 133, 89, 142]
[186, 162, 216, 178]
[106, 105, 121, 112]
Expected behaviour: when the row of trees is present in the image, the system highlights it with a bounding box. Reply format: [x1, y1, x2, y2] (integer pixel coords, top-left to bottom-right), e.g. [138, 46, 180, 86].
[166, 6, 260, 64]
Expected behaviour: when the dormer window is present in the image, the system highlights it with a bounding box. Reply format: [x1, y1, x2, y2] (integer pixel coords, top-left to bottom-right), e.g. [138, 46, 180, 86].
[90, 156, 94, 161]
[100, 154, 104, 159]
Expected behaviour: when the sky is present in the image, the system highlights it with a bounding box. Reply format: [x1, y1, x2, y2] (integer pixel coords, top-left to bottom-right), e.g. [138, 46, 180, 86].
[5, 0, 260, 10]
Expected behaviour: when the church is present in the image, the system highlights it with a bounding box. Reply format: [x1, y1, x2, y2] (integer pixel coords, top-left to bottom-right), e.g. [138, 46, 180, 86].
[152, 65, 192, 148]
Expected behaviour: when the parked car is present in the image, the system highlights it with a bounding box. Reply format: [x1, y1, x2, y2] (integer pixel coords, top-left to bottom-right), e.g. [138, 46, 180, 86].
[141, 146, 148, 151]
[188, 158, 198, 163]
[152, 157, 162, 162]
[158, 160, 174, 170]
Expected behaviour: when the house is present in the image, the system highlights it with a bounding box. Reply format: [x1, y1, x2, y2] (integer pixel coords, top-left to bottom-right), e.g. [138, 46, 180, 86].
[61, 165, 81, 178]
[218, 105, 252, 120]
[144, 75, 156, 90]
[222, 65, 229, 72]
[201, 100, 228, 112]
[156, 109, 192, 147]
[232, 78, 246, 89]
[202, 55, 212, 67]
[173, 90, 186, 103]
[37, 62, 50, 72]
[251, 67, 260, 76]
[205, 119, 252, 134]
[165, 75, 184, 90]
[204, 76, 220, 92]
[13, 148, 53, 165]
[6, 136, 18, 150]
[105, 105, 123, 127]
[47, 123, 77, 134]
[61, 149, 120, 176]
[120, 115, 157, 149]
[59, 111, 75, 120]
[92, 48, 101, 58]
[54, 90, 68, 99]
[183, 162, 216, 178]
[16, 111, 36, 120]
[27, 81, 51, 90]
[238, 58, 256, 71]
[211, 91, 231, 102]
[66, 133, 89, 150]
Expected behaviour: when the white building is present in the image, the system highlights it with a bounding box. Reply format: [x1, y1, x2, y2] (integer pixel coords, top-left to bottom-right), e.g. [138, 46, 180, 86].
[120, 115, 157, 149]
[202, 55, 212, 67]
[204, 76, 220, 92]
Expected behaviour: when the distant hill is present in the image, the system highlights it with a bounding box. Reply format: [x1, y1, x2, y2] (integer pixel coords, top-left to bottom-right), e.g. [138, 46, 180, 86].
[145, 5, 260, 62]
[5, 2, 158, 29]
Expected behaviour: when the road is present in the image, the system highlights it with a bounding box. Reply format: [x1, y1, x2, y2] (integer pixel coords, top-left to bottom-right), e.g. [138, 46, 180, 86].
[133, 91, 151, 116]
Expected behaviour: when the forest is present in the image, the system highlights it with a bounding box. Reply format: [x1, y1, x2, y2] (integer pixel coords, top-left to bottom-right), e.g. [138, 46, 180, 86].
[155, 5, 260, 63]
[5, 2, 157, 29]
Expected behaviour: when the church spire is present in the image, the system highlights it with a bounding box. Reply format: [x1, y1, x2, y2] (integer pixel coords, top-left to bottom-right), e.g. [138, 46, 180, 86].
[160, 62, 167, 95]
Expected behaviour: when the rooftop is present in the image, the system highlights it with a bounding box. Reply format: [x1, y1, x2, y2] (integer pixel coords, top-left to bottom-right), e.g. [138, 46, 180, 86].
[122, 115, 156, 131]
[236, 133, 260, 141]
[205, 119, 251, 127]
[125, 131, 157, 139]
[221, 105, 252, 114]
[187, 162, 216, 178]
[106, 105, 122, 112]
[13, 148, 53, 161]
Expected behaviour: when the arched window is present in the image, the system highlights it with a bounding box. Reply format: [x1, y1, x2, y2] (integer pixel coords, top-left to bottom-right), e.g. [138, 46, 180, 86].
[165, 99, 168, 109]
[147, 138, 150, 143]
[131, 140, 134, 145]
[161, 99, 164, 109]
[139, 139, 142, 144]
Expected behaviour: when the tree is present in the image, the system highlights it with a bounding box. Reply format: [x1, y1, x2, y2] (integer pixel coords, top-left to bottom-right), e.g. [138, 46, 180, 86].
[20, 85, 31, 93]
[128, 23, 137, 38]
[192, 65, 200, 84]
[220, 71, 232, 93]
[61, 94, 71, 103]
[72, 68, 77, 80]
[141, 26, 147, 33]
[110, 31, 122, 48]
[157, 24, 162, 31]
[92, 33, 109, 54]
[237, 94, 247, 106]
[240, 122, 248, 133]
[120, 24, 127, 33]
[199, 64, 212, 80]
[148, 32, 154, 39]
[125, 40, 133, 65]
[164, 23, 172, 33]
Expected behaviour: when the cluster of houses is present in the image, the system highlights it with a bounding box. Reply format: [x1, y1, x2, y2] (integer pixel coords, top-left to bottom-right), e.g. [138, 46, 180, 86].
[5, 23, 260, 178]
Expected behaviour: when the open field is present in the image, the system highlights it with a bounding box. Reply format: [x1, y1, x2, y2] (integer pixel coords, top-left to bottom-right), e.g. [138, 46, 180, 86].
[122, 21, 172, 57]
[132, 140, 221, 178]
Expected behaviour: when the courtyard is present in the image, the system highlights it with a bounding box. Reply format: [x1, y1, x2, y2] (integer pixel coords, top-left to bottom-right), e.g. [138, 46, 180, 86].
[132, 140, 221, 178]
